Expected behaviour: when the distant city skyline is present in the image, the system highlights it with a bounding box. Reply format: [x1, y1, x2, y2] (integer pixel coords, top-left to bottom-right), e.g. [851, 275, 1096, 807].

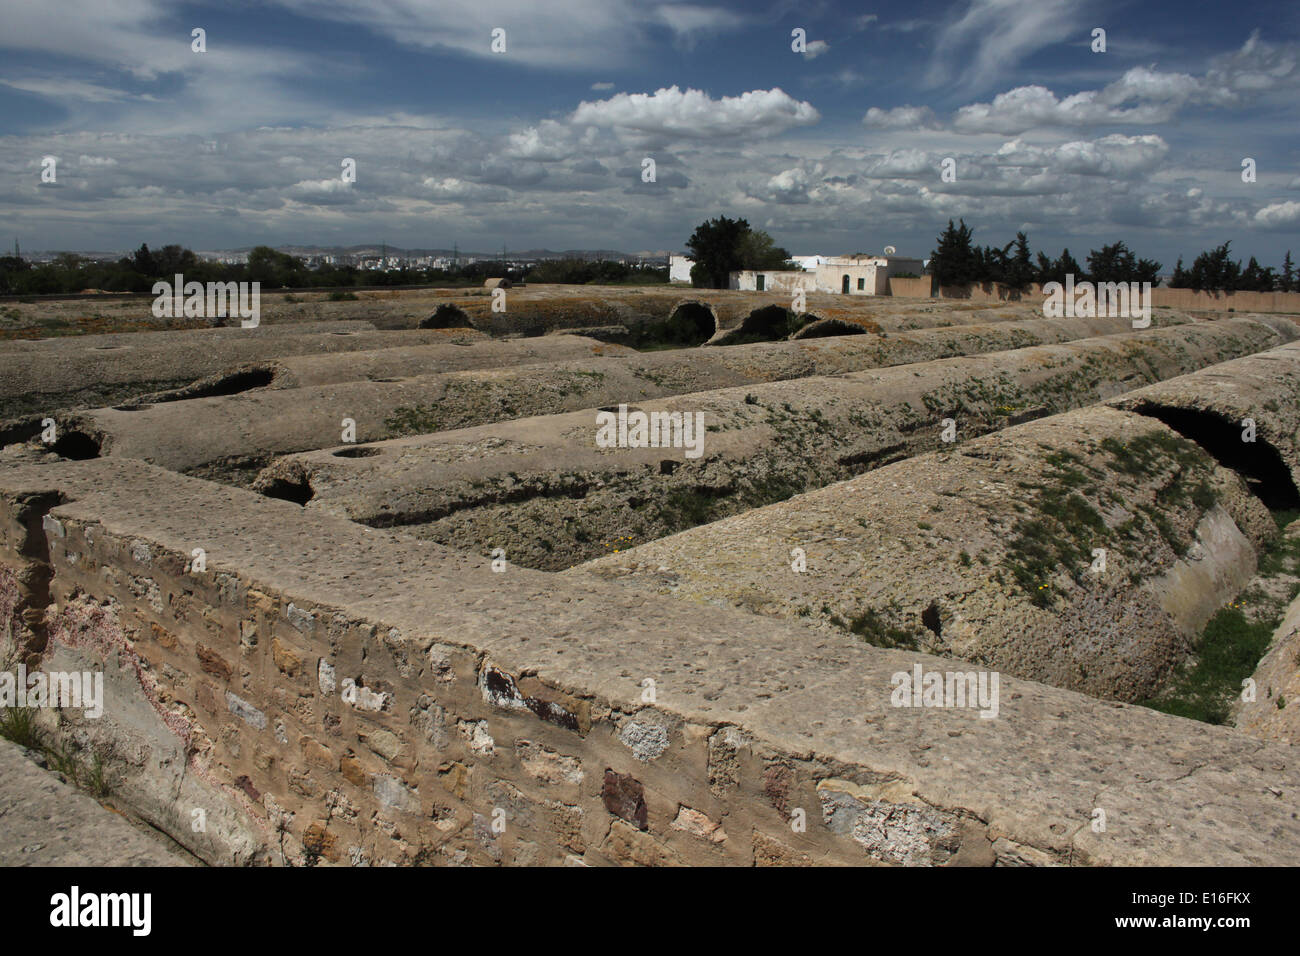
[2, 1, 1299, 269]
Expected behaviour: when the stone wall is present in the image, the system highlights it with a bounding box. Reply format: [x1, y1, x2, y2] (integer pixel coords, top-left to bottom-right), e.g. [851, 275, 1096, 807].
[5, 457, 1300, 866]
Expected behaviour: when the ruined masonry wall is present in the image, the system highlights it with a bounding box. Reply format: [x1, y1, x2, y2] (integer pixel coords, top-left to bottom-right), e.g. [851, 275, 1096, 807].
[28, 510, 970, 867]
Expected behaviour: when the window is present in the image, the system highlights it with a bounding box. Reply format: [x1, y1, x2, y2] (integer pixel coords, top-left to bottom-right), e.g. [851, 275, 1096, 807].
[857, 277, 865, 290]
[756, 274, 765, 291]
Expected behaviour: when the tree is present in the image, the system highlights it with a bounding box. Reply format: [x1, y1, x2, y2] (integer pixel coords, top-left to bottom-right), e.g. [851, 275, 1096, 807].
[928, 219, 980, 287]
[1003, 231, 1035, 290]
[686, 216, 751, 288]
[131, 243, 157, 275]
[1168, 257, 1191, 288]
[736, 229, 792, 271]
[0, 254, 31, 295]
[1186, 241, 1240, 292]
[1086, 240, 1160, 285]
[1036, 248, 1083, 287]
[247, 245, 307, 288]
[1282, 250, 1295, 293]
[1240, 256, 1276, 292]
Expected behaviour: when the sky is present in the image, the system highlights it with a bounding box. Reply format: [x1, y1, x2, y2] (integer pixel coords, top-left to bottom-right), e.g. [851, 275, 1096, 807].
[1, 0, 1298, 268]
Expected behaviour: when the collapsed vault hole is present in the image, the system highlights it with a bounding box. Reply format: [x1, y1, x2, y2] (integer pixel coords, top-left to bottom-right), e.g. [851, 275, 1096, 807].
[652, 303, 716, 348]
[1128, 402, 1300, 511]
[921, 601, 943, 638]
[155, 366, 277, 402]
[333, 446, 382, 458]
[420, 305, 472, 329]
[0, 418, 102, 459]
[257, 469, 314, 506]
[51, 430, 103, 460]
[791, 317, 867, 340]
[711, 306, 795, 346]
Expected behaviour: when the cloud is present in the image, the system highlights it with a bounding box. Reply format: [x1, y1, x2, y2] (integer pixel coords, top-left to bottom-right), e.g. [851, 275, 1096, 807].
[927, 0, 1085, 90]
[995, 134, 1169, 177]
[288, 178, 358, 205]
[570, 86, 820, 140]
[953, 34, 1300, 133]
[1255, 201, 1300, 228]
[863, 106, 939, 130]
[852, 14, 878, 31]
[652, 3, 745, 47]
[590, 82, 614, 91]
[803, 40, 830, 60]
[423, 177, 511, 203]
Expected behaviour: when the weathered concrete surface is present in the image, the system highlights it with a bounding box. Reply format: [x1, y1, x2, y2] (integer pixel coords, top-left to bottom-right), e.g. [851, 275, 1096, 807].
[3, 283, 1042, 342]
[259, 318, 1291, 571]
[0, 737, 192, 866]
[1107, 342, 1300, 491]
[0, 323, 491, 418]
[3, 456, 1300, 866]
[1, 333, 624, 446]
[56, 314, 1204, 477]
[574, 403, 1276, 703]
[1238, 585, 1300, 745]
[273, 335, 630, 388]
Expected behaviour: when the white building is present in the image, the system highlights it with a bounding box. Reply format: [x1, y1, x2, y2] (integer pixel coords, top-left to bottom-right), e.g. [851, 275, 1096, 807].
[669, 254, 695, 283]
[729, 254, 925, 296]
[729, 270, 816, 293]
[813, 254, 926, 295]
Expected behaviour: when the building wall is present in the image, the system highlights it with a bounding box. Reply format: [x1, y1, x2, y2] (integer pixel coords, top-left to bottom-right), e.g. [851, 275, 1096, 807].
[669, 255, 695, 284]
[815, 262, 881, 295]
[729, 270, 816, 293]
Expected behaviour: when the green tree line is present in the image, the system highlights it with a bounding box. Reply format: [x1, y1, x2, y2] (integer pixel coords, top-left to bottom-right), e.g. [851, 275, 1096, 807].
[0, 243, 666, 296]
[929, 220, 1297, 292]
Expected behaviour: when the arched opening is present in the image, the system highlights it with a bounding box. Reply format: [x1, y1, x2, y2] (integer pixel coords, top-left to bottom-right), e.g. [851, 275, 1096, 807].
[841, 274, 850, 294]
[419, 305, 473, 329]
[633, 303, 715, 349]
[790, 317, 868, 339]
[1128, 402, 1300, 511]
[51, 429, 102, 460]
[156, 365, 276, 402]
[0, 418, 102, 459]
[253, 463, 315, 506]
[708, 306, 796, 346]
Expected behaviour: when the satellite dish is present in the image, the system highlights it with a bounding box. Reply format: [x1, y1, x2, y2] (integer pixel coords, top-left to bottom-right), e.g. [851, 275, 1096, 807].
[883, 245, 896, 255]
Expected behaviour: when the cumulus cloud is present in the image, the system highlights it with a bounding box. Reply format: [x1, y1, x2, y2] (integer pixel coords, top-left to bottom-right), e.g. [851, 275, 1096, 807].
[996, 134, 1169, 177]
[570, 86, 820, 140]
[1255, 201, 1300, 228]
[953, 34, 1299, 134]
[863, 106, 940, 130]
